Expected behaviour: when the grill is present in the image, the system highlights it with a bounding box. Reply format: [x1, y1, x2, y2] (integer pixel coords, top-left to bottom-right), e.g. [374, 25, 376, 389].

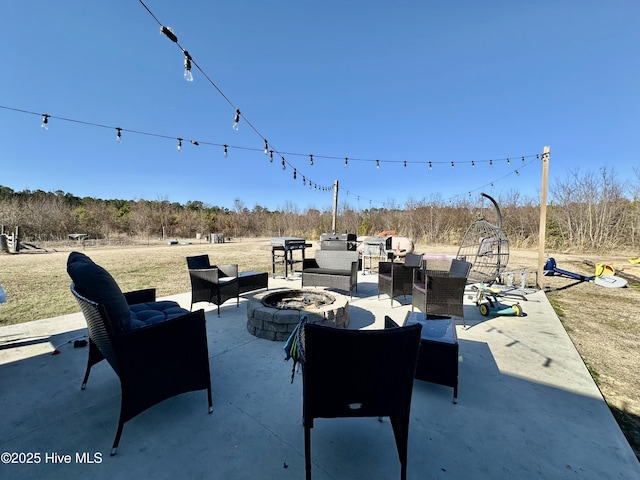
[362, 236, 393, 273]
[270, 237, 312, 279]
[319, 233, 357, 251]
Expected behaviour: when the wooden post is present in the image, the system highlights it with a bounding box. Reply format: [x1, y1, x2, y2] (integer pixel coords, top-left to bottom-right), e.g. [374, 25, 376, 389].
[537, 146, 550, 289]
[12, 226, 20, 253]
[331, 180, 339, 233]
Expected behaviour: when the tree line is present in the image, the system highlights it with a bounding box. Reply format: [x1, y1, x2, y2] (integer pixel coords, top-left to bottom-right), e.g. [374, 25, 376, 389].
[1, 167, 639, 252]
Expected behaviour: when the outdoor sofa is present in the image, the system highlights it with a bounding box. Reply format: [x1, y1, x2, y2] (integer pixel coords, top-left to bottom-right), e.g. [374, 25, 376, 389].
[302, 250, 359, 297]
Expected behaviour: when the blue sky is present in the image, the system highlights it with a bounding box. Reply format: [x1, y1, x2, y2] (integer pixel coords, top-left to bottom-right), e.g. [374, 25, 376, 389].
[2, 1, 638, 211]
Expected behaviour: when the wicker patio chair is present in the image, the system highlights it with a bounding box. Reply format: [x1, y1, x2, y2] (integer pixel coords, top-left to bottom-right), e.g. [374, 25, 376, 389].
[377, 253, 423, 306]
[411, 259, 472, 326]
[67, 252, 212, 455]
[301, 319, 422, 480]
[186, 254, 240, 316]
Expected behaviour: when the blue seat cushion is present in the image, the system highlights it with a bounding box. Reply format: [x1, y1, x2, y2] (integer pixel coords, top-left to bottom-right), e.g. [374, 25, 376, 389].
[129, 301, 190, 329]
[67, 252, 132, 333]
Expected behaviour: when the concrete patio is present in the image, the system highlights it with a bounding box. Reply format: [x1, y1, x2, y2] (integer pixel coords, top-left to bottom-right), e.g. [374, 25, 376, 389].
[1, 272, 638, 479]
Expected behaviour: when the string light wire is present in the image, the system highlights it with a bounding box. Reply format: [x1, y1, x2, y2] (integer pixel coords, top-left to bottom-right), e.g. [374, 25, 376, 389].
[0, 103, 542, 208]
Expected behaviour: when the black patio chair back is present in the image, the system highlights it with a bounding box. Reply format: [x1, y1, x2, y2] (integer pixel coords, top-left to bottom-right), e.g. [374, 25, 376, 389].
[301, 320, 422, 480]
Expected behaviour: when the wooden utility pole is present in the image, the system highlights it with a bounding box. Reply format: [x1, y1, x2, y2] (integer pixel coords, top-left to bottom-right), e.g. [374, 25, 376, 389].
[537, 146, 550, 289]
[331, 180, 339, 233]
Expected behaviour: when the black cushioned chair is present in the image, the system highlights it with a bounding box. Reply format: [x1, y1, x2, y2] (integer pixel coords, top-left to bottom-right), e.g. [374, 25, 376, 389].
[412, 258, 472, 326]
[186, 254, 240, 316]
[301, 318, 422, 480]
[67, 252, 212, 455]
[377, 253, 423, 306]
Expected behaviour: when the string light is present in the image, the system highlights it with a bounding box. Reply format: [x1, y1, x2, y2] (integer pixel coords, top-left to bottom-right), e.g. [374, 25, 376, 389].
[223, 144, 228, 157]
[345, 157, 349, 167]
[472, 160, 475, 168]
[309, 154, 314, 166]
[281, 157, 286, 170]
[293, 168, 297, 180]
[183, 51, 193, 82]
[232, 109, 241, 130]
[302, 176, 306, 185]
[135, 3, 539, 205]
[2, 105, 540, 206]
[264, 139, 268, 155]
[160, 25, 178, 43]
[41, 114, 49, 130]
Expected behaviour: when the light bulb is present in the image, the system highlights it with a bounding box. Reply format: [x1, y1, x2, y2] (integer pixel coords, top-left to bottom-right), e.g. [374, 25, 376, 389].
[233, 109, 240, 130]
[224, 145, 228, 157]
[264, 139, 268, 155]
[41, 114, 49, 130]
[183, 51, 193, 82]
[309, 154, 314, 166]
[177, 138, 183, 151]
[376, 159, 380, 169]
[116, 128, 122, 143]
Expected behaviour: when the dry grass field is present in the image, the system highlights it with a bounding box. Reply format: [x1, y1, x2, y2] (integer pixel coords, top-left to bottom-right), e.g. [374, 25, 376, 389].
[1, 237, 639, 458]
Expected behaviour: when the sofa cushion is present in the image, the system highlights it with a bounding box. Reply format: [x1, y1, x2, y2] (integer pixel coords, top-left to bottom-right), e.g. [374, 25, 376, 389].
[129, 301, 189, 329]
[67, 252, 132, 333]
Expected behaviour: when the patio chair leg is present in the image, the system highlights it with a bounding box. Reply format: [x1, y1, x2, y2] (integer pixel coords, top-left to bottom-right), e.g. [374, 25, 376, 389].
[81, 366, 91, 390]
[111, 419, 124, 456]
[304, 425, 312, 480]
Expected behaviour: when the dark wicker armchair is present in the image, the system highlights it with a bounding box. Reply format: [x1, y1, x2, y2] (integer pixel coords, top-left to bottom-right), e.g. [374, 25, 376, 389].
[67, 252, 212, 455]
[377, 253, 423, 306]
[378, 263, 415, 306]
[412, 259, 472, 326]
[186, 254, 240, 316]
[301, 319, 422, 480]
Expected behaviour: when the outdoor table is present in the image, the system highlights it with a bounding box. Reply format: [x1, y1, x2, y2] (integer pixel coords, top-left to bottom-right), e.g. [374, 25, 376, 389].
[404, 311, 459, 403]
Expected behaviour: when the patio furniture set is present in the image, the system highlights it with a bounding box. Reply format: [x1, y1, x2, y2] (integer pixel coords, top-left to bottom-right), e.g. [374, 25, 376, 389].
[65, 240, 471, 478]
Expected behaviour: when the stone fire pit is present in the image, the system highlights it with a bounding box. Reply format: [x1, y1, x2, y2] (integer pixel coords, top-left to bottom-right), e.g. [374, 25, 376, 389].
[247, 288, 349, 341]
